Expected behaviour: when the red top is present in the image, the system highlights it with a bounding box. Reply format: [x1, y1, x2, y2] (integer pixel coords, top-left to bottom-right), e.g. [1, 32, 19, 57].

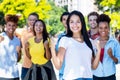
[88, 30, 99, 40]
[100, 48, 104, 63]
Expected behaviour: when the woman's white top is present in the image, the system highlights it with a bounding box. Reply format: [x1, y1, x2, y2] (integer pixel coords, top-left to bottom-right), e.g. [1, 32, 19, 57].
[59, 37, 93, 80]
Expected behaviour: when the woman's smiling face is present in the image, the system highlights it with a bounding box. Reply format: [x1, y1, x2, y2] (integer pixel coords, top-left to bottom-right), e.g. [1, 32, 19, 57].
[98, 21, 110, 37]
[34, 21, 44, 34]
[5, 21, 17, 34]
[69, 14, 82, 34]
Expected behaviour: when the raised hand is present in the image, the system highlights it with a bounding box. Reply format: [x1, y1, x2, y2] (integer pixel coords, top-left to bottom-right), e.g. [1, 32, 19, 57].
[107, 47, 118, 63]
[0, 36, 4, 42]
[107, 48, 113, 58]
[95, 40, 101, 53]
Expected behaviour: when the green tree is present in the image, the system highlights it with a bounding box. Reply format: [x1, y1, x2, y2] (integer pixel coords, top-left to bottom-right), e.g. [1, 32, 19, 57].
[0, 0, 51, 28]
[45, 1, 66, 36]
[95, 0, 120, 12]
[0, 0, 3, 3]
[95, 0, 120, 34]
[0, 11, 5, 26]
[0, 0, 66, 35]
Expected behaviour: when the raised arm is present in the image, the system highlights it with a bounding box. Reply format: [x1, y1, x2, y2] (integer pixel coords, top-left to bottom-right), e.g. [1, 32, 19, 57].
[108, 41, 120, 64]
[107, 48, 118, 64]
[50, 37, 66, 70]
[91, 40, 100, 70]
[24, 41, 31, 59]
[44, 40, 52, 60]
[16, 45, 22, 62]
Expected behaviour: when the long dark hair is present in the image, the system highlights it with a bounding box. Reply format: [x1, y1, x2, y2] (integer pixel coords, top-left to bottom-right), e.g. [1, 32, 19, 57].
[60, 12, 70, 22]
[33, 19, 49, 43]
[66, 10, 95, 57]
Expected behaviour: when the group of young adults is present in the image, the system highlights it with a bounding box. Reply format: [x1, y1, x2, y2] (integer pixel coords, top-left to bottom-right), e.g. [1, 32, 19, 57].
[0, 10, 120, 80]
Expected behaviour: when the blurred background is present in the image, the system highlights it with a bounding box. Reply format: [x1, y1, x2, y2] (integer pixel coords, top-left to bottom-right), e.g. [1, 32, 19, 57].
[0, 0, 120, 80]
[0, 0, 120, 36]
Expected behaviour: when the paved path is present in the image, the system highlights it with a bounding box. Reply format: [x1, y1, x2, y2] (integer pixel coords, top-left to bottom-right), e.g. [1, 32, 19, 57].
[18, 63, 120, 80]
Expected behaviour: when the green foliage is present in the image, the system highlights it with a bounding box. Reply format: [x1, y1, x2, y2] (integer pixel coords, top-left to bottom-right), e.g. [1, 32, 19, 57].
[95, 0, 120, 33]
[0, 11, 5, 26]
[0, 0, 3, 3]
[95, 0, 120, 12]
[0, 0, 66, 36]
[45, 1, 66, 36]
[105, 12, 120, 33]
[0, 0, 51, 28]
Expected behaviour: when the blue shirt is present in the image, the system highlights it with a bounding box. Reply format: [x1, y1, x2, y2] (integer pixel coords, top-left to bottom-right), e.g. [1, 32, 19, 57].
[0, 32, 21, 78]
[55, 32, 66, 75]
[93, 37, 120, 77]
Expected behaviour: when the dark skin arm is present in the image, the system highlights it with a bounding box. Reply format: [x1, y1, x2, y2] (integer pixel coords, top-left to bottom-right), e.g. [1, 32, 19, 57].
[16, 46, 21, 62]
[108, 48, 118, 64]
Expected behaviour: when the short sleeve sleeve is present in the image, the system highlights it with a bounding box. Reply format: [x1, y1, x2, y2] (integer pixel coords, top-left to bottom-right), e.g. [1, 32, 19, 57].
[16, 37, 21, 47]
[58, 37, 68, 49]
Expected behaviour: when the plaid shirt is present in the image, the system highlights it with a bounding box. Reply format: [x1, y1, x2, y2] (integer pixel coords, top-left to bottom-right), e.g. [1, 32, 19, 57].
[88, 30, 99, 40]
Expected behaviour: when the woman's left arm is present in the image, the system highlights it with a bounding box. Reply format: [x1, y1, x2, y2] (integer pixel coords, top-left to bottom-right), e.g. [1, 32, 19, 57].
[92, 51, 100, 70]
[16, 45, 21, 62]
[108, 48, 118, 64]
[44, 40, 52, 60]
[109, 41, 120, 64]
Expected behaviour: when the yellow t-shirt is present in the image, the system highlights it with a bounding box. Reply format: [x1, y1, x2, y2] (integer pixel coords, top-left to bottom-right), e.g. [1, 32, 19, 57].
[28, 37, 48, 65]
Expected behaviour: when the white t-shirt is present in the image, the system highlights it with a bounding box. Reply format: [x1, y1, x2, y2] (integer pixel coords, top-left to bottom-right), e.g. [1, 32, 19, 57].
[59, 36, 93, 80]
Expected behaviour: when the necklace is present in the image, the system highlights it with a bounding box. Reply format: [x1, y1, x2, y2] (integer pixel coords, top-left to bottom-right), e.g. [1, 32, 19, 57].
[35, 37, 42, 43]
[99, 37, 109, 48]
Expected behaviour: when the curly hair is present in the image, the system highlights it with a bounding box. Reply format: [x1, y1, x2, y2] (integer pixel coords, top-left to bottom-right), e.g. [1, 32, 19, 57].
[97, 14, 111, 24]
[4, 14, 19, 24]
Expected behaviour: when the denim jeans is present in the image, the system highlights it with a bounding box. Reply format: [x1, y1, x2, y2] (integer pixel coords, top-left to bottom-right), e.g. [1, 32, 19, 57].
[0, 77, 19, 80]
[62, 78, 92, 80]
[93, 74, 116, 80]
[75, 78, 93, 80]
[21, 67, 29, 80]
[59, 73, 63, 80]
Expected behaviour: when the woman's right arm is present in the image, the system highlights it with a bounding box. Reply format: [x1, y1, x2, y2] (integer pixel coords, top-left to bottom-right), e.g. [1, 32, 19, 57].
[25, 41, 31, 59]
[0, 35, 4, 42]
[50, 37, 66, 70]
